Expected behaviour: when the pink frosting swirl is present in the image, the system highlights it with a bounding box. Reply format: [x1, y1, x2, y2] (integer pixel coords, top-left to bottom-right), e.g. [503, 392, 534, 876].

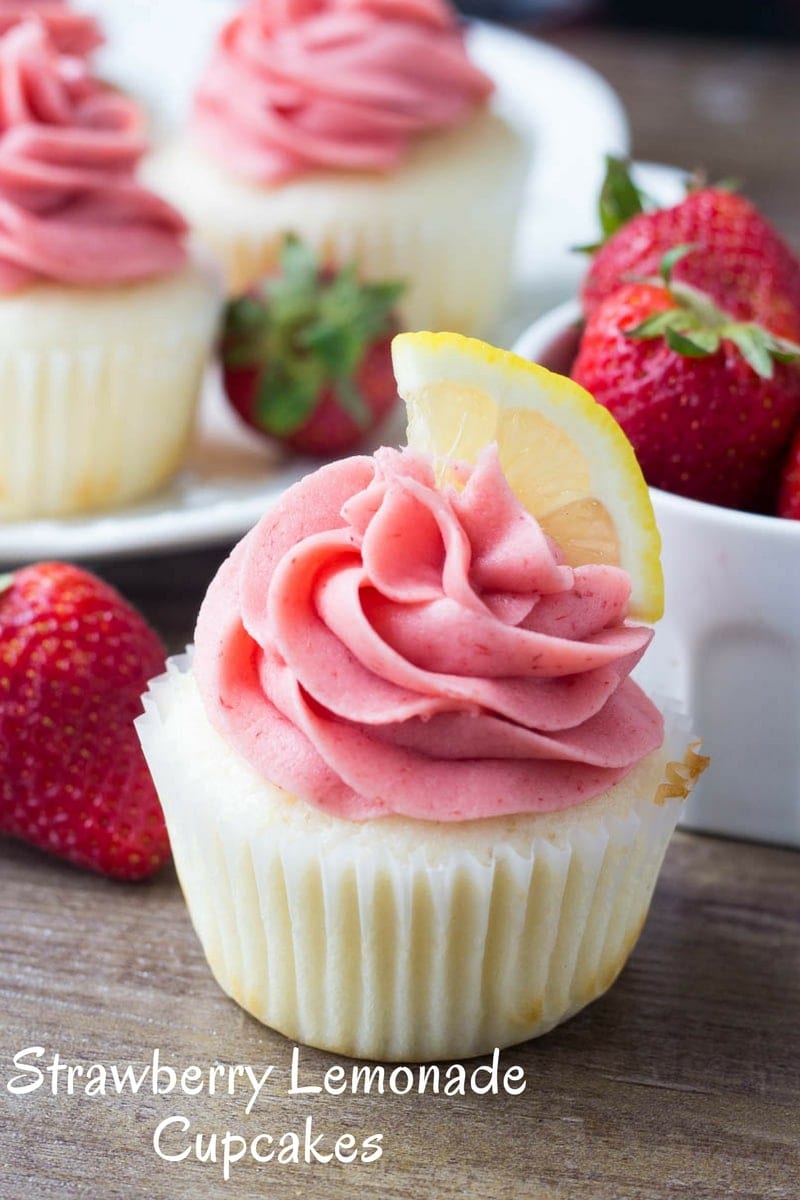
[0, 1, 102, 56]
[194, 448, 664, 822]
[192, 0, 494, 183]
[0, 21, 187, 291]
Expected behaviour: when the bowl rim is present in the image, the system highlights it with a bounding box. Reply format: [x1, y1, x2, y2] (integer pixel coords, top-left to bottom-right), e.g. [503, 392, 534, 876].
[512, 299, 800, 540]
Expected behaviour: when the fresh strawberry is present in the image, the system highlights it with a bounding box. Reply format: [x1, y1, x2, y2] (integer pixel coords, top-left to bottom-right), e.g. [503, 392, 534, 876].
[221, 237, 404, 457]
[571, 257, 800, 509]
[777, 426, 800, 519]
[0, 563, 170, 880]
[581, 158, 800, 341]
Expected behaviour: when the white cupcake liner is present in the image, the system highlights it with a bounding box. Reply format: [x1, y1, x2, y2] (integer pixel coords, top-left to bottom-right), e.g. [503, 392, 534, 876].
[137, 655, 706, 1062]
[0, 262, 221, 519]
[143, 107, 529, 336]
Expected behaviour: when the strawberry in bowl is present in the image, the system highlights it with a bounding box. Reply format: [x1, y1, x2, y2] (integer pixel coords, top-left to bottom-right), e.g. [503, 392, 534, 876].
[778, 427, 800, 520]
[221, 236, 404, 457]
[514, 161, 800, 848]
[572, 247, 800, 511]
[581, 157, 800, 341]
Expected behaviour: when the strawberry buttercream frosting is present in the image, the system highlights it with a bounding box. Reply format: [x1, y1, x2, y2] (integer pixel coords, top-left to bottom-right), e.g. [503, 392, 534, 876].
[192, 0, 494, 183]
[0, 21, 187, 291]
[194, 447, 664, 821]
[0, 0, 102, 56]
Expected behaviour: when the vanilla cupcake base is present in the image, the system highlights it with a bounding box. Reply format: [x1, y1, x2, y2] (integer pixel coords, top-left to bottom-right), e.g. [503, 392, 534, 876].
[137, 658, 705, 1063]
[143, 108, 528, 336]
[0, 261, 221, 520]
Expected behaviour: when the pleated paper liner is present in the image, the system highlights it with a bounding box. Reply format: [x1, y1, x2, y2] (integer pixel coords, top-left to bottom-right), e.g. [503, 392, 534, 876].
[0, 260, 220, 519]
[137, 657, 706, 1062]
[142, 107, 528, 335]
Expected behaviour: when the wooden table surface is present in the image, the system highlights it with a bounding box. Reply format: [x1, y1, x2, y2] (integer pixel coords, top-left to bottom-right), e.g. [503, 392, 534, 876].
[2, 26, 800, 1200]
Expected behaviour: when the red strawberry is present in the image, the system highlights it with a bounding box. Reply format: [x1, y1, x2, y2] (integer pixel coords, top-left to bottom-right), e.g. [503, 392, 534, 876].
[221, 236, 404, 457]
[581, 158, 800, 341]
[571, 266, 800, 509]
[0, 563, 170, 880]
[777, 427, 800, 519]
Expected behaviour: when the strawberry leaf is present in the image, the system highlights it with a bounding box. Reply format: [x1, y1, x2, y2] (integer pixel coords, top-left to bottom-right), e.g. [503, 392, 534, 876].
[0, 572, 14, 599]
[277, 234, 318, 292]
[572, 240, 603, 255]
[726, 326, 775, 379]
[223, 295, 271, 366]
[770, 333, 800, 360]
[597, 156, 647, 240]
[680, 328, 720, 354]
[334, 375, 371, 428]
[665, 327, 715, 357]
[711, 177, 742, 193]
[626, 310, 687, 339]
[302, 318, 361, 377]
[361, 280, 406, 327]
[659, 243, 698, 285]
[227, 294, 267, 333]
[222, 236, 405, 435]
[620, 262, 799, 380]
[255, 356, 327, 435]
[626, 307, 699, 341]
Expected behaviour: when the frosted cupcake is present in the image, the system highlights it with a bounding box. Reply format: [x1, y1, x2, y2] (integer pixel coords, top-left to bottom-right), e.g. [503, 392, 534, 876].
[0, 22, 221, 519]
[143, 0, 527, 335]
[138, 341, 707, 1062]
[0, 0, 102, 55]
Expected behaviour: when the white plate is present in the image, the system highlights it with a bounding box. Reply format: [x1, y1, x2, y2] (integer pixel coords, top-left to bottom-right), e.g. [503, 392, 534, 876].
[0, 17, 630, 566]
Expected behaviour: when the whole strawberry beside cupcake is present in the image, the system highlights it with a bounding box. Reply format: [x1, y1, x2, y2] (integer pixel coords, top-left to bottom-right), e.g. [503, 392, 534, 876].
[0, 20, 220, 520]
[570, 160, 800, 516]
[0, 563, 171, 880]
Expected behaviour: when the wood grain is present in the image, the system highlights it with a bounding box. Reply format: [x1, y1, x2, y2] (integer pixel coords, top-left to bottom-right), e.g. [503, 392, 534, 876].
[2, 26, 800, 1200]
[1, 831, 798, 1200]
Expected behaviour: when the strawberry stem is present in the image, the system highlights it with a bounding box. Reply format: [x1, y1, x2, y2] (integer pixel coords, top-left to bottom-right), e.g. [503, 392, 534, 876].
[574, 156, 650, 253]
[222, 236, 404, 437]
[658, 243, 697, 284]
[598, 156, 647, 238]
[625, 261, 800, 380]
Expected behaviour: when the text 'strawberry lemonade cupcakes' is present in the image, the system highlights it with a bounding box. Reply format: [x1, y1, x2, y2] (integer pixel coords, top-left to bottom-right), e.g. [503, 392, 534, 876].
[0, 0, 102, 55]
[138, 333, 707, 1062]
[143, 0, 528, 335]
[0, 21, 221, 520]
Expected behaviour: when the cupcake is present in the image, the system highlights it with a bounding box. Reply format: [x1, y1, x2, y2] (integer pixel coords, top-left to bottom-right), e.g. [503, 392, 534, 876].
[138, 337, 707, 1062]
[142, 0, 528, 335]
[0, 0, 102, 56]
[0, 21, 221, 520]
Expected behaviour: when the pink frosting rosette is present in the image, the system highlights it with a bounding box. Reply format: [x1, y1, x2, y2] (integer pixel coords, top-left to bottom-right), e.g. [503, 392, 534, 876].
[0, 0, 102, 56]
[194, 447, 664, 822]
[193, 0, 494, 183]
[0, 20, 187, 291]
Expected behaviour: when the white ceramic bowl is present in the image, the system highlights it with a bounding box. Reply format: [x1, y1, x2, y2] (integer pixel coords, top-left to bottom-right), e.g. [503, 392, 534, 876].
[514, 301, 800, 849]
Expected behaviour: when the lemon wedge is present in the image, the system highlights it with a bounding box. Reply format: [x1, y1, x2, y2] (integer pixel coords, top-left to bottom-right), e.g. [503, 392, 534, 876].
[392, 331, 663, 622]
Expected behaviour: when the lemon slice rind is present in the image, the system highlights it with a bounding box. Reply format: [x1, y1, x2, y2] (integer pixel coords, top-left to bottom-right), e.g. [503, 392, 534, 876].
[392, 331, 663, 623]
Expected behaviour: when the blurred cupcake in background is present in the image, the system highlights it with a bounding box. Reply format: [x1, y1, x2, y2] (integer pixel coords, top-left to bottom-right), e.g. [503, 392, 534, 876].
[0, 21, 221, 520]
[0, 0, 102, 55]
[143, 0, 528, 335]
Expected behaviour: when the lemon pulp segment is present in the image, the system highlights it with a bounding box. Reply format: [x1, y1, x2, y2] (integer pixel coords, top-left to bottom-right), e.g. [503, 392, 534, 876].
[392, 331, 663, 623]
